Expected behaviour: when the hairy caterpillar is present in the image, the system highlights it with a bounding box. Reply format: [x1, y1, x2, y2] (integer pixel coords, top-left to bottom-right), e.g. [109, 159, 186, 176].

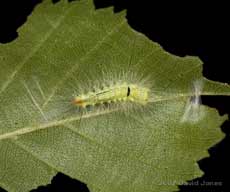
[72, 83, 150, 108]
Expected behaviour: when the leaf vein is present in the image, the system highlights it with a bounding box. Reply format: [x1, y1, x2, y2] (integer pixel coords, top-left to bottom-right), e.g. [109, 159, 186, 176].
[0, 5, 74, 96]
[42, 19, 127, 108]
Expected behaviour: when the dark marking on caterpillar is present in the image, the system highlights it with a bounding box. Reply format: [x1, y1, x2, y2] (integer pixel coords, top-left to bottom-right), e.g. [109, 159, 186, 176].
[127, 87, 130, 97]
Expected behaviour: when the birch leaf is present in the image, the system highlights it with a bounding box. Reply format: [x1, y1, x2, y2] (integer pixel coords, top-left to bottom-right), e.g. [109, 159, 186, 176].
[0, 0, 229, 192]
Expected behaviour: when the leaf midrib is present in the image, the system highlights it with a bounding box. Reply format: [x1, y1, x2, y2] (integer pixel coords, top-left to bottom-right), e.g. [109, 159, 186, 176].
[0, 92, 223, 141]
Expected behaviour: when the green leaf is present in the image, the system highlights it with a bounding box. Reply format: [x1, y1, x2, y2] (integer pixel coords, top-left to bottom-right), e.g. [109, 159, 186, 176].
[0, 0, 229, 191]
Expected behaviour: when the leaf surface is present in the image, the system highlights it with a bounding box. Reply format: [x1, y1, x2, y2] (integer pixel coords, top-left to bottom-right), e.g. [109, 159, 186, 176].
[0, 0, 229, 191]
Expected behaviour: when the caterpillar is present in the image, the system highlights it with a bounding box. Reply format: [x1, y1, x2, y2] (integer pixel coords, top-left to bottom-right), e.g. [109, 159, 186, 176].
[72, 83, 150, 108]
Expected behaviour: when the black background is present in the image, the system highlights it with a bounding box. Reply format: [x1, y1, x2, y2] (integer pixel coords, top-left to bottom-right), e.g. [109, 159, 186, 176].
[0, 0, 229, 191]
